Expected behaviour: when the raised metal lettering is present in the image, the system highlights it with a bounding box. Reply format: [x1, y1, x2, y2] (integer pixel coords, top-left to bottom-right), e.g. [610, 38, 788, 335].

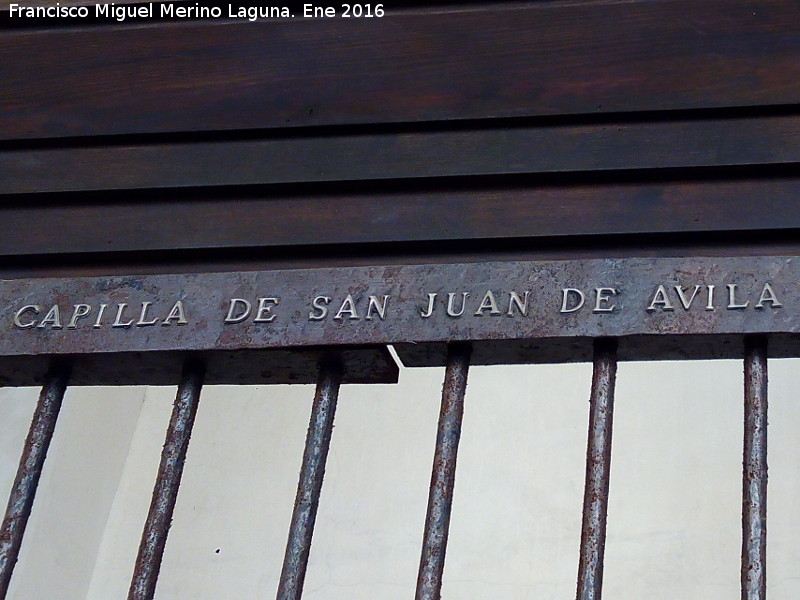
[646, 285, 674, 312]
[727, 284, 749, 310]
[755, 283, 782, 309]
[593, 288, 618, 313]
[136, 302, 159, 327]
[13, 305, 39, 329]
[507, 291, 529, 316]
[420, 293, 437, 318]
[93, 303, 108, 327]
[675, 285, 702, 310]
[254, 297, 279, 322]
[365, 295, 389, 321]
[309, 296, 331, 321]
[225, 299, 251, 324]
[705, 285, 715, 311]
[474, 291, 501, 316]
[333, 295, 359, 320]
[112, 303, 134, 328]
[446, 292, 469, 317]
[38, 305, 62, 329]
[561, 288, 585, 313]
[67, 304, 92, 329]
[162, 300, 188, 326]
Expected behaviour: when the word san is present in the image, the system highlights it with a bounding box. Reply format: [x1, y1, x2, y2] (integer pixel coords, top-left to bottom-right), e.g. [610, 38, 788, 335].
[308, 294, 389, 321]
[13, 301, 188, 329]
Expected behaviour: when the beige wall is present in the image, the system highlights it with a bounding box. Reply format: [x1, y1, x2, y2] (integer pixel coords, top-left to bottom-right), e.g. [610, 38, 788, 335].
[2, 359, 799, 599]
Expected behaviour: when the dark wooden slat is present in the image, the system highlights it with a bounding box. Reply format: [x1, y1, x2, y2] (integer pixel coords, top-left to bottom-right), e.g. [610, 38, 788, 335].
[3, 115, 800, 194]
[6, 236, 800, 280]
[2, 0, 800, 141]
[4, 177, 800, 256]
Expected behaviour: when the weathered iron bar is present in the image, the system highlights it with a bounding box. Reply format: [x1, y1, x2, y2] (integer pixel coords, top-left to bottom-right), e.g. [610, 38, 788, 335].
[128, 358, 205, 600]
[742, 335, 768, 600]
[276, 358, 343, 600]
[415, 342, 472, 600]
[0, 362, 70, 599]
[576, 338, 618, 600]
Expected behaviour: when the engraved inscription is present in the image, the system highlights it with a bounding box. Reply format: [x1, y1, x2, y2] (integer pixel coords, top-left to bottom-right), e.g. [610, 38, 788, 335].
[307, 294, 390, 321]
[10, 281, 786, 331]
[420, 290, 533, 319]
[645, 283, 782, 313]
[559, 288, 619, 314]
[14, 301, 189, 330]
[2, 257, 797, 359]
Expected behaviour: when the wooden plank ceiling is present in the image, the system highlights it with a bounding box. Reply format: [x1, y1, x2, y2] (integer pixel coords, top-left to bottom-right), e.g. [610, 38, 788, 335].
[1, 0, 799, 277]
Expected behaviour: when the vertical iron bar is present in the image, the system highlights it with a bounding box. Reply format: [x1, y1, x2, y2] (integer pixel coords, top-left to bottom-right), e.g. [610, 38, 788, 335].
[128, 359, 205, 600]
[415, 342, 471, 600]
[576, 338, 618, 600]
[0, 363, 70, 599]
[742, 335, 768, 600]
[276, 358, 343, 600]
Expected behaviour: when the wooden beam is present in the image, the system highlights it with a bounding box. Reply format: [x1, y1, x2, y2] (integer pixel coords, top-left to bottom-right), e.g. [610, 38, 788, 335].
[3, 0, 800, 141]
[3, 115, 800, 194]
[2, 176, 800, 256]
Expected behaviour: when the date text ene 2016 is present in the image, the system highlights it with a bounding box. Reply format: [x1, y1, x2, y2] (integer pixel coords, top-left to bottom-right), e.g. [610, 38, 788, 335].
[303, 4, 384, 17]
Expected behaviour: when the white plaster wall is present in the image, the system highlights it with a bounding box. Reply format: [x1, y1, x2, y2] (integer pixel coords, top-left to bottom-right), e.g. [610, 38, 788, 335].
[1, 360, 799, 599]
[0, 386, 146, 600]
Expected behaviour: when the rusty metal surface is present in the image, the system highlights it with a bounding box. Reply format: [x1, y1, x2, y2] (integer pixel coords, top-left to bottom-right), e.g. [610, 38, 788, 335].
[0, 347, 398, 387]
[395, 333, 800, 367]
[416, 343, 471, 600]
[276, 359, 342, 600]
[1, 257, 799, 363]
[128, 359, 204, 600]
[742, 335, 768, 600]
[0, 362, 69, 598]
[576, 339, 617, 600]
